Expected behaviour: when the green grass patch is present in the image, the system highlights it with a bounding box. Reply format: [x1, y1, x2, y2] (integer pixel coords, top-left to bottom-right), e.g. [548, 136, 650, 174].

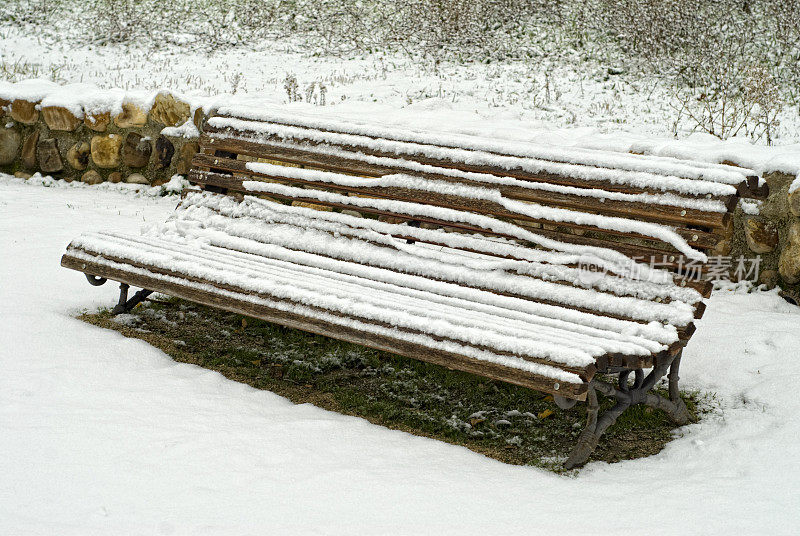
[79, 296, 711, 473]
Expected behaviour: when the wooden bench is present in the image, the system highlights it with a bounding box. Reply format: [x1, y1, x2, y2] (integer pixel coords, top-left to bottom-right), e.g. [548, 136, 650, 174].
[61, 109, 765, 468]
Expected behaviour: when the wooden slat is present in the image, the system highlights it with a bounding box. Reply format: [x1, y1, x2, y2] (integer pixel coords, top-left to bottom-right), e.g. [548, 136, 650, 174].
[189, 163, 723, 254]
[215, 112, 761, 203]
[62, 252, 591, 400]
[194, 152, 728, 245]
[181, 185, 712, 299]
[204, 124, 742, 204]
[183, 192, 707, 307]
[190, 168, 723, 273]
[738, 174, 769, 199]
[71, 243, 607, 378]
[194, 138, 733, 231]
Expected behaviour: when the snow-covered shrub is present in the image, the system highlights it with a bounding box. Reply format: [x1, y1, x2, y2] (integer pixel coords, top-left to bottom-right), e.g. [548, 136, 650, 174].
[588, 0, 708, 62]
[293, 0, 569, 61]
[584, 0, 794, 141]
[284, 73, 301, 102]
[670, 59, 783, 143]
[763, 2, 800, 105]
[0, 0, 62, 25]
[90, 0, 160, 44]
[3, 0, 798, 143]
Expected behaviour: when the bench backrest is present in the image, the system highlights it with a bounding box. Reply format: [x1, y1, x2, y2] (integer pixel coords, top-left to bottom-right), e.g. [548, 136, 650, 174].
[190, 111, 757, 294]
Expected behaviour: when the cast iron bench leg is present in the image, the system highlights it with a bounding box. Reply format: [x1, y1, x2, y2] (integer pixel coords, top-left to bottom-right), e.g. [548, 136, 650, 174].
[82, 275, 153, 315]
[564, 352, 691, 469]
[110, 283, 153, 315]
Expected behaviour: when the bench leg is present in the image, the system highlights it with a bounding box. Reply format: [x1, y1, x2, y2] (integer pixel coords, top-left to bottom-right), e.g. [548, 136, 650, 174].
[82, 275, 154, 314]
[563, 383, 604, 469]
[563, 352, 690, 469]
[656, 353, 691, 424]
[110, 283, 153, 315]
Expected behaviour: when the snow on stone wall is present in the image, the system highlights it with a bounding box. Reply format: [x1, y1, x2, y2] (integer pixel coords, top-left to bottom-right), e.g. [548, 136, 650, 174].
[0, 80, 206, 186]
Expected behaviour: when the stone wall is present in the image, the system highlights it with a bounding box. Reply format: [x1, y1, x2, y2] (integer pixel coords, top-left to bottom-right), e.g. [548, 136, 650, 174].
[0, 93, 202, 186]
[731, 172, 800, 294]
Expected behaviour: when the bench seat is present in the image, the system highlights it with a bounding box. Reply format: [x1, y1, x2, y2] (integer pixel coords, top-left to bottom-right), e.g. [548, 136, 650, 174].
[64, 191, 697, 401]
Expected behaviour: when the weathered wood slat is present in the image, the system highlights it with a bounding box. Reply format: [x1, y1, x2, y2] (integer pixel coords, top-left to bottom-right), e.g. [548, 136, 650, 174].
[213, 112, 763, 199]
[178, 193, 704, 327]
[189, 170, 722, 272]
[182, 193, 708, 307]
[203, 124, 743, 202]
[192, 152, 728, 248]
[70, 243, 611, 377]
[192, 143, 733, 231]
[190, 169, 719, 292]
[179, 185, 712, 299]
[744, 175, 770, 199]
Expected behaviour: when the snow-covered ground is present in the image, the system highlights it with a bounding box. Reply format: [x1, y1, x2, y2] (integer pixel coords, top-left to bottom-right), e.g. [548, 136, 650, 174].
[2, 174, 799, 534]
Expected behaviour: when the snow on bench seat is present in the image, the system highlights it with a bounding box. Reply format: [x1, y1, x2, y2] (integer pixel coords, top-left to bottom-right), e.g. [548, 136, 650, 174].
[62, 190, 701, 400]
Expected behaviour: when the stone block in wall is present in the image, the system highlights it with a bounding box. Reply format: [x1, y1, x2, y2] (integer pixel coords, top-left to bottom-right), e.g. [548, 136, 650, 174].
[0, 126, 21, 165]
[91, 134, 123, 168]
[84, 112, 110, 132]
[113, 102, 147, 128]
[10, 100, 38, 124]
[712, 238, 732, 257]
[21, 130, 39, 169]
[154, 136, 174, 169]
[779, 221, 800, 285]
[758, 269, 780, 290]
[790, 187, 800, 218]
[175, 141, 199, 175]
[0, 97, 10, 110]
[122, 132, 152, 168]
[36, 138, 63, 174]
[108, 171, 122, 183]
[66, 142, 91, 170]
[125, 173, 149, 185]
[81, 170, 103, 185]
[41, 106, 81, 131]
[192, 108, 204, 131]
[744, 217, 778, 254]
[150, 93, 190, 127]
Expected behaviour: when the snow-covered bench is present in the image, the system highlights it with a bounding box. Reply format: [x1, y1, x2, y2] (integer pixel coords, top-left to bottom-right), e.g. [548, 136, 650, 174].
[61, 110, 763, 468]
